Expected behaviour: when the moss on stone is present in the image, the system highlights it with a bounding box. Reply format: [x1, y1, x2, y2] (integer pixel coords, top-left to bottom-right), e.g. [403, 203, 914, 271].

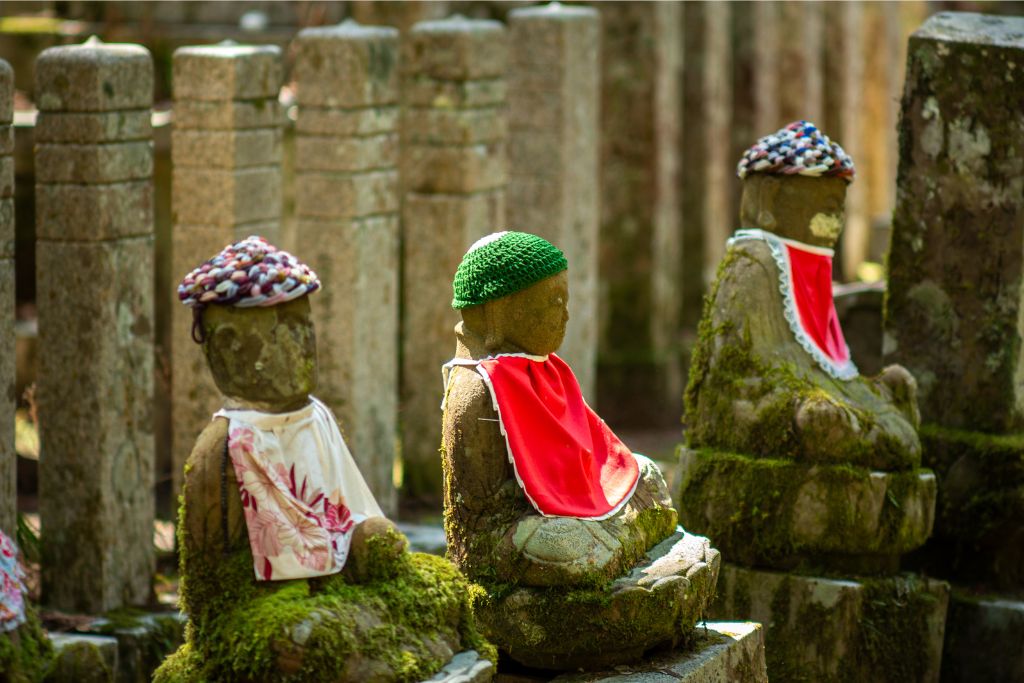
[0, 608, 54, 683]
[678, 449, 934, 571]
[45, 641, 110, 683]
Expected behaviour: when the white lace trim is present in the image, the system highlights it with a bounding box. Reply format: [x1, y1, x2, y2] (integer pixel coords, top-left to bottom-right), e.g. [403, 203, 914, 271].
[728, 228, 859, 381]
[440, 353, 638, 521]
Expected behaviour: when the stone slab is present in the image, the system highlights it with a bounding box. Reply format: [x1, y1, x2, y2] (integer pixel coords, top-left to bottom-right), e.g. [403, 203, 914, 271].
[294, 22, 399, 108]
[422, 649, 494, 683]
[0, 156, 13, 198]
[36, 40, 153, 112]
[939, 592, 1024, 683]
[403, 76, 506, 108]
[0, 126, 12, 155]
[477, 530, 720, 671]
[0, 197, 13, 257]
[710, 563, 949, 683]
[172, 43, 282, 101]
[86, 610, 188, 683]
[37, 237, 155, 613]
[295, 106, 398, 137]
[36, 141, 153, 183]
[172, 129, 281, 169]
[403, 106, 506, 145]
[294, 133, 398, 173]
[406, 17, 507, 80]
[294, 170, 399, 219]
[35, 111, 152, 143]
[403, 142, 506, 194]
[172, 167, 281, 227]
[678, 447, 937, 571]
[396, 522, 447, 556]
[885, 11, 1024, 431]
[36, 181, 153, 241]
[173, 99, 282, 131]
[0, 59, 11, 124]
[49, 633, 119, 679]
[553, 622, 767, 683]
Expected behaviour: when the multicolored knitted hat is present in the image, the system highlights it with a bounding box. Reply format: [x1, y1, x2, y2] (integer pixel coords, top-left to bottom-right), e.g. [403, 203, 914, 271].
[737, 120, 855, 182]
[452, 231, 568, 309]
[178, 235, 320, 309]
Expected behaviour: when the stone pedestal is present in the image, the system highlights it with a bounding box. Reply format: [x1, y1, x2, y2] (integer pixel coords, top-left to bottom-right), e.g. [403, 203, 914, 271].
[939, 593, 1024, 683]
[293, 21, 400, 515]
[401, 15, 507, 500]
[170, 42, 283, 502]
[710, 564, 949, 683]
[553, 622, 767, 683]
[35, 37, 155, 613]
[507, 3, 599, 399]
[0, 58, 13, 538]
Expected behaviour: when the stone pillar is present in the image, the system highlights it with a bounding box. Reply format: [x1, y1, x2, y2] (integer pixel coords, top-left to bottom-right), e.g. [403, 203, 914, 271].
[35, 37, 155, 612]
[597, 2, 683, 428]
[777, 1, 824, 125]
[0, 60, 13, 538]
[400, 15, 507, 500]
[507, 3, 599, 398]
[885, 12, 1024, 598]
[293, 21, 400, 515]
[169, 43, 283, 501]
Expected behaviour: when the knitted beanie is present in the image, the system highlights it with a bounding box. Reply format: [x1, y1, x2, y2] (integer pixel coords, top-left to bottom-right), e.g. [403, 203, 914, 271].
[737, 120, 855, 182]
[178, 235, 320, 309]
[452, 231, 568, 309]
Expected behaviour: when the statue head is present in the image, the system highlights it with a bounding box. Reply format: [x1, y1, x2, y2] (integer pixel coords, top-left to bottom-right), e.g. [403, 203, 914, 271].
[178, 236, 322, 411]
[737, 121, 854, 248]
[452, 231, 569, 356]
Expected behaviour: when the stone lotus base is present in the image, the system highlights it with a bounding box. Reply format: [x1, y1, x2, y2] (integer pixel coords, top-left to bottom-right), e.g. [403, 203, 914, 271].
[678, 447, 936, 571]
[474, 529, 720, 671]
[553, 621, 767, 683]
[939, 592, 1024, 683]
[711, 563, 949, 683]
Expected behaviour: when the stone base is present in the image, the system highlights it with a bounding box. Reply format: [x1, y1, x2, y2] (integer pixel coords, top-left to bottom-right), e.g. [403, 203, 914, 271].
[710, 563, 949, 683]
[424, 650, 494, 683]
[939, 591, 1024, 683]
[476, 529, 720, 670]
[552, 622, 767, 682]
[909, 425, 1024, 590]
[678, 447, 937, 572]
[49, 633, 118, 682]
[85, 610, 187, 683]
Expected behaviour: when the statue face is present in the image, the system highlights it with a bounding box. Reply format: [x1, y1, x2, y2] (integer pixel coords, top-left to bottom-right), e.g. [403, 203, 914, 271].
[740, 174, 848, 247]
[202, 296, 318, 408]
[462, 271, 570, 357]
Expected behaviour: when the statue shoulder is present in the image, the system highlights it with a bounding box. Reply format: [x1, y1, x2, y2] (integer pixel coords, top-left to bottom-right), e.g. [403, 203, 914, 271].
[184, 416, 229, 489]
[444, 365, 493, 419]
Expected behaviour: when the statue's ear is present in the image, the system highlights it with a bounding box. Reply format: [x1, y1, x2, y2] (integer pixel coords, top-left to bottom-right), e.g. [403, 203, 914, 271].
[483, 300, 504, 352]
[757, 176, 780, 231]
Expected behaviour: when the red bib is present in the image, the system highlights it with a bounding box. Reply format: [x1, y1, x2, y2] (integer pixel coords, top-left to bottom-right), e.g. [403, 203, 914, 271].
[730, 229, 857, 380]
[450, 354, 639, 519]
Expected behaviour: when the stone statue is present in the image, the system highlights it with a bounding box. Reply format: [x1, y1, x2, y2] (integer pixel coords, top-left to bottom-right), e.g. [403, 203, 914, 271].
[157, 237, 493, 683]
[680, 122, 936, 572]
[441, 231, 719, 670]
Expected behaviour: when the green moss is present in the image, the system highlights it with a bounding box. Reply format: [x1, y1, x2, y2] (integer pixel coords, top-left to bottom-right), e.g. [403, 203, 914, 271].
[0, 608, 54, 683]
[678, 449, 931, 570]
[45, 641, 109, 683]
[158, 485, 494, 682]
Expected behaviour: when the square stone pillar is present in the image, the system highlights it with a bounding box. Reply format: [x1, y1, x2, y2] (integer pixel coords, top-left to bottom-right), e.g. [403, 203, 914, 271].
[597, 2, 683, 427]
[35, 37, 155, 612]
[293, 21, 400, 515]
[400, 15, 507, 500]
[507, 3, 599, 399]
[0, 59, 13, 538]
[170, 42, 283, 501]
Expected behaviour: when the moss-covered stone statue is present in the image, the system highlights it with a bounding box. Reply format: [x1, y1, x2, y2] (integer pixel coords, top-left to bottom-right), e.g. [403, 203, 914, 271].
[679, 121, 937, 572]
[441, 231, 720, 670]
[156, 236, 493, 683]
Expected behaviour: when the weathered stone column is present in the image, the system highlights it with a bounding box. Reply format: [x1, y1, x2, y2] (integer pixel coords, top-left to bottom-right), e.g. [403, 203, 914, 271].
[777, 1, 824, 125]
[400, 15, 507, 500]
[507, 3, 599, 398]
[293, 21, 400, 515]
[0, 60, 13, 538]
[170, 42, 283, 500]
[597, 2, 683, 427]
[886, 10, 1024, 588]
[35, 38, 155, 612]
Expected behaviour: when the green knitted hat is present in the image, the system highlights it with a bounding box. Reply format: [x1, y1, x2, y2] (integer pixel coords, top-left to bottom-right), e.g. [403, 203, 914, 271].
[452, 231, 568, 309]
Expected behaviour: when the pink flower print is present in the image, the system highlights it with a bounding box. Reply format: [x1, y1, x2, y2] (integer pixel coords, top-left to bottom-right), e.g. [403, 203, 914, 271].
[229, 427, 256, 456]
[247, 508, 284, 560]
[323, 499, 355, 535]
